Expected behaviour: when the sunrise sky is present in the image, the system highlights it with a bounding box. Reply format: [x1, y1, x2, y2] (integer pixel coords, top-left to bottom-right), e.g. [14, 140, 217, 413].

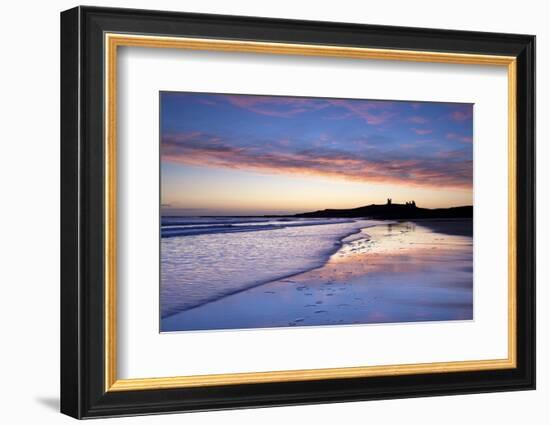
[160, 92, 473, 216]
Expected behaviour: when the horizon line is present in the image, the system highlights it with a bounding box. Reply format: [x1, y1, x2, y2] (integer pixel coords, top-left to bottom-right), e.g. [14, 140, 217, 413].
[161, 202, 474, 217]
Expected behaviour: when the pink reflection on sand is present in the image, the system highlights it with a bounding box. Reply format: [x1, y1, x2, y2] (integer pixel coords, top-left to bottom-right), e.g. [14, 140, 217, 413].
[323, 222, 472, 276]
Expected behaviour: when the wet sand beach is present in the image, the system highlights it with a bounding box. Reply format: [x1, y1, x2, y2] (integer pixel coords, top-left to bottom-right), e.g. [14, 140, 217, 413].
[161, 220, 473, 332]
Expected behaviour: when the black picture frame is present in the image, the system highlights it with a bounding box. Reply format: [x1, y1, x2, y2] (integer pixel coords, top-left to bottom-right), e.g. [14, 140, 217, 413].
[61, 5, 535, 419]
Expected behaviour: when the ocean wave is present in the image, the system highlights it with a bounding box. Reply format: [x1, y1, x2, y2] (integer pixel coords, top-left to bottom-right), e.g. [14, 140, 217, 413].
[161, 218, 356, 238]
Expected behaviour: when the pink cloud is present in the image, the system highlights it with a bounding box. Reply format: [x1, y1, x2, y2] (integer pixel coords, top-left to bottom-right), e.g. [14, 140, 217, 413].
[162, 132, 472, 189]
[407, 116, 429, 124]
[327, 99, 396, 125]
[222, 95, 329, 118]
[436, 150, 469, 159]
[220, 95, 397, 125]
[449, 106, 473, 122]
[446, 132, 473, 143]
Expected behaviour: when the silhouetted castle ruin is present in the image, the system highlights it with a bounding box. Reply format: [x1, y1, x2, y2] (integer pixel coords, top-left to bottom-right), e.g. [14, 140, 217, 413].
[295, 198, 472, 219]
[387, 198, 416, 207]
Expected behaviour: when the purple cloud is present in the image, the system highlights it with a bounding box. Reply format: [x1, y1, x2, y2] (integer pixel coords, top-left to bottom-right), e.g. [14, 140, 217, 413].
[162, 131, 472, 189]
[223, 95, 329, 118]
[412, 128, 433, 135]
[220, 95, 396, 125]
[326, 99, 396, 125]
[446, 132, 473, 143]
[449, 105, 474, 122]
[407, 116, 429, 124]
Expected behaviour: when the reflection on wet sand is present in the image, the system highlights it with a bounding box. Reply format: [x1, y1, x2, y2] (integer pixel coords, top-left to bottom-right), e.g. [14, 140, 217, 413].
[162, 220, 473, 332]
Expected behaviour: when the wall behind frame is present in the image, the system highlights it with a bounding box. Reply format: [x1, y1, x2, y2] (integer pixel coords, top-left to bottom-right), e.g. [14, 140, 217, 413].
[0, 1, 543, 425]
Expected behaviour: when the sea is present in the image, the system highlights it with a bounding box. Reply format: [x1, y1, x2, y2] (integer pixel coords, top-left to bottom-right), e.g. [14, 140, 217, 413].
[160, 216, 379, 318]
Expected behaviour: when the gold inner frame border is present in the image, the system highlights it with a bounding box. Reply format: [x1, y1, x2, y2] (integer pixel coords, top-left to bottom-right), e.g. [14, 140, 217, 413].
[104, 33, 517, 392]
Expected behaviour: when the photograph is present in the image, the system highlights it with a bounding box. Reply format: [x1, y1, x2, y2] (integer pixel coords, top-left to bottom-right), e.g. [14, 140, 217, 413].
[160, 92, 474, 332]
[57, 4, 536, 419]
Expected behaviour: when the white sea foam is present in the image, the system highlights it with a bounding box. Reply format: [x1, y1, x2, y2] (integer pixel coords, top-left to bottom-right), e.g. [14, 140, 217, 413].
[161, 217, 378, 317]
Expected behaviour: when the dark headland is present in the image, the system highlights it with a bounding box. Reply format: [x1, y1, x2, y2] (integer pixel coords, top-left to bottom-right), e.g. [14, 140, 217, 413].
[294, 199, 472, 220]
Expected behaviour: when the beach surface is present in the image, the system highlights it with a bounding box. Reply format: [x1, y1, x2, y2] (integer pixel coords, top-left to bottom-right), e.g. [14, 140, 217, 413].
[161, 219, 473, 332]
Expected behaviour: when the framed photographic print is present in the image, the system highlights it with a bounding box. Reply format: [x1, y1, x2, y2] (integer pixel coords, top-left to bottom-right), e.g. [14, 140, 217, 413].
[60, 6, 535, 419]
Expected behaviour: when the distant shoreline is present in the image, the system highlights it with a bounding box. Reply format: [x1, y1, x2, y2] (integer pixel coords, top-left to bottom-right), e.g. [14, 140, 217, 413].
[162, 203, 473, 221]
[292, 202, 472, 220]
